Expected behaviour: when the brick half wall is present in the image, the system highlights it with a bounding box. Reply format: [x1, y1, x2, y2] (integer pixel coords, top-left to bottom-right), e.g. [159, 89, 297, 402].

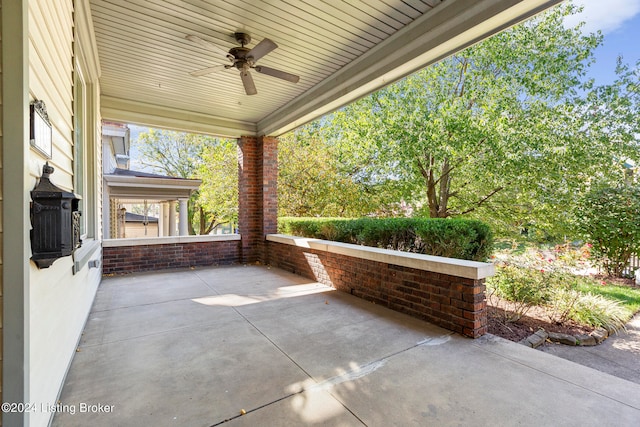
[266, 234, 494, 338]
[102, 236, 241, 275]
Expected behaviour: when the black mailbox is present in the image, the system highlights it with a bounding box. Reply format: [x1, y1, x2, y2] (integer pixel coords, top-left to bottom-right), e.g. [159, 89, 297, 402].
[30, 163, 82, 268]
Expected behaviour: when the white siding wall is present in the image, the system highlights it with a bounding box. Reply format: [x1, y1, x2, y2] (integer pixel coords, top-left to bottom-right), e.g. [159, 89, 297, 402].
[103, 140, 117, 174]
[0, 1, 4, 414]
[28, 1, 102, 426]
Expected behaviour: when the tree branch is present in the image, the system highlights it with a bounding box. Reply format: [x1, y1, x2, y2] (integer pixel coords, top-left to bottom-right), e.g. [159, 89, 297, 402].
[431, 159, 459, 187]
[459, 186, 505, 215]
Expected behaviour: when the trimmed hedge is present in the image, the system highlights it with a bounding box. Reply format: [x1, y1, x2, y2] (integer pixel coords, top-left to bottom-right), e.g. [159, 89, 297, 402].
[278, 217, 493, 261]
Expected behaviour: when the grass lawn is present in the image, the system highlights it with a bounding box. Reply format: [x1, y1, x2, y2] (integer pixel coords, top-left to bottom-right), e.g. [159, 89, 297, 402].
[575, 280, 640, 317]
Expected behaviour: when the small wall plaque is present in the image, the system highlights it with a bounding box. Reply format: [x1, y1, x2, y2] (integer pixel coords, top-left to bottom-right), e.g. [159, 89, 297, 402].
[30, 100, 52, 159]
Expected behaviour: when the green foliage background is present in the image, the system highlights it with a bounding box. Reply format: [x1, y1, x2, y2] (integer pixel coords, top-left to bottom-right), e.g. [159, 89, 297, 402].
[135, 129, 238, 235]
[578, 184, 640, 276]
[277, 3, 640, 242]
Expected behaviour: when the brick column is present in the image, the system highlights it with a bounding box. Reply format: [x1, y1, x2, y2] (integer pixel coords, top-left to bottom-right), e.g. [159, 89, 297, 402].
[238, 135, 278, 263]
[259, 136, 278, 237]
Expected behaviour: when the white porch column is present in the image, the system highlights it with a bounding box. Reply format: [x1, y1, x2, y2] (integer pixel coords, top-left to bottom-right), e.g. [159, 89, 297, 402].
[179, 198, 188, 236]
[118, 207, 127, 238]
[158, 202, 164, 237]
[108, 198, 118, 238]
[169, 200, 177, 236]
[162, 202, 170, 236]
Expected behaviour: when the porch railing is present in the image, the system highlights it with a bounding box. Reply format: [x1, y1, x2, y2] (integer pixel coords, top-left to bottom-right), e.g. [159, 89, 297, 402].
[102, 234, 241, 274]
[266, 234, 495, 338]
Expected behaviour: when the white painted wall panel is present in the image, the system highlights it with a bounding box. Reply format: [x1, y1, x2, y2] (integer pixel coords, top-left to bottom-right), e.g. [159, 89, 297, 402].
[0, 0, 4, 410]
[27, 1, 102, 426]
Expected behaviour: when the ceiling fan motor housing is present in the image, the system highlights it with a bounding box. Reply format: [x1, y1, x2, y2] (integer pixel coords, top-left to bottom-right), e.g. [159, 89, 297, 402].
[234, 32, 251, 46]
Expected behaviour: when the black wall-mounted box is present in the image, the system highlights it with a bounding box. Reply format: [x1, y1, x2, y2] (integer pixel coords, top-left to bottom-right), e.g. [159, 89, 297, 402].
[30, 163, 82, 268]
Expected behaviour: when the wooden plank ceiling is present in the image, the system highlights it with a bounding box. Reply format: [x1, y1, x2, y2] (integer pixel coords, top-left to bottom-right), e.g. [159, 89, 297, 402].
[89, 0, 561, 137]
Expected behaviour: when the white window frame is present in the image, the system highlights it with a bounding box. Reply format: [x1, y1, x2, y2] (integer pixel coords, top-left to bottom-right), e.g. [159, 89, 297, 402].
[72, 57, 100, 274]
[74, 64, 88, 239]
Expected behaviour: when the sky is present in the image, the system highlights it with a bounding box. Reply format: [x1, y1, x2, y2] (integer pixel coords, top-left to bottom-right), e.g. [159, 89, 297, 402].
[566, 0, 640, 85]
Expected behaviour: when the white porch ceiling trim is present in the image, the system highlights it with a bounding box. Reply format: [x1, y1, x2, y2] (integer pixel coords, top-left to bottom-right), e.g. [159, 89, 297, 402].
[104, 174, 202, 199]
[101, 95, 257, 138]
[259, 0, 562, 136]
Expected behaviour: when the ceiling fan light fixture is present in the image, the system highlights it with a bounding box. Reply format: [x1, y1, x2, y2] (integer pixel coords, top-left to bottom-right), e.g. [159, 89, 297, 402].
[186, 32, 300, 95]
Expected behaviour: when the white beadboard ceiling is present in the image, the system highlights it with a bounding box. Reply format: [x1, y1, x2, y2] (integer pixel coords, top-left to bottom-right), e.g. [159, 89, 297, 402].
[90, 0, 562, 137]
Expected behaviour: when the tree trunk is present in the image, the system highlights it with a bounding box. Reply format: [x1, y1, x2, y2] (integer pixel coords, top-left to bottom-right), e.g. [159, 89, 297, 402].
[198, 206, 217, 235]
[424, 155, 440, 218]
[199, 208, 208, 235]
[420, 154, 451, 218]
[438, 158, 451, 218]
[187, 204, 195, 235]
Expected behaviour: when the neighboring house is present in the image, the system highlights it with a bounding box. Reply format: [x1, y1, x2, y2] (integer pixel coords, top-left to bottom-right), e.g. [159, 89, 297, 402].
[1, 1, 562, 426]
[102, 122, 201, 238]
[122, 212, 159, 239]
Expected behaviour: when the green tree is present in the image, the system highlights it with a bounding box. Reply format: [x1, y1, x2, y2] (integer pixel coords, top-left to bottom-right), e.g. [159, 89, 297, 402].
[137, 129, 210, 178]
[135, 129, 238, 234]
[578, 184, 640, 277]
[319, 3, 633, 238]
[278, 124, 398, 217]
[195, 139, 238, 233]
[581, 57, 640, 180]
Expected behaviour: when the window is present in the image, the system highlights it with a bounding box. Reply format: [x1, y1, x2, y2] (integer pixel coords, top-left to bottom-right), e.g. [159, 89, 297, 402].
[72, 2, 102, 274]
[74, 67, 87, 238]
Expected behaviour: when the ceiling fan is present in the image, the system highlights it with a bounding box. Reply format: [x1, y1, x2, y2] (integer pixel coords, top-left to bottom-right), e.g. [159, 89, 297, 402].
[186, 32, 300, 95]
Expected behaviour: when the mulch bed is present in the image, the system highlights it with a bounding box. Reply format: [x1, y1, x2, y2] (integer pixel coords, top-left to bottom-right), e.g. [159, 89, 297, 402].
[487, 303, 594, 342]
[486, 276, 637, 343]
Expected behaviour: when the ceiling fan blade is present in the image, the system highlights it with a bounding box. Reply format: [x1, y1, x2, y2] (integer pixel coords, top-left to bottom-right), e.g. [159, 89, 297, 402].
[247, 38, 277, 61]
[185, 35, 231, 59]
[189, 65, 227, 77]
[240, 70, 257, 95]
[254, 65, 300, 83]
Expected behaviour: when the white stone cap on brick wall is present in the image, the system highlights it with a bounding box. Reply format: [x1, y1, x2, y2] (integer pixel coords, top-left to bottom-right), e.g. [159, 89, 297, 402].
[103, 234, 241, 247]
[266, 234, 495, 280]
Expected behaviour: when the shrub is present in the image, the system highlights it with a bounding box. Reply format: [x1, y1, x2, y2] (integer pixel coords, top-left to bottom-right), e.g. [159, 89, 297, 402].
[486, 265, 552, 321]
[546, 287, 581, 325]
[487, 262, 635, 329]
[568, 293, 629, 333]
[278, 217, 493, 261]
[278, 217, 349, 241]
[577, 184, 640, 277]
[414, 219, 493, 261]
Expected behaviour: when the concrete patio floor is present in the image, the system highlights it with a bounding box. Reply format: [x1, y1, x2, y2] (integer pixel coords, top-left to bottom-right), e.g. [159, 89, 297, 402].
[53, 265, 640, 426]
